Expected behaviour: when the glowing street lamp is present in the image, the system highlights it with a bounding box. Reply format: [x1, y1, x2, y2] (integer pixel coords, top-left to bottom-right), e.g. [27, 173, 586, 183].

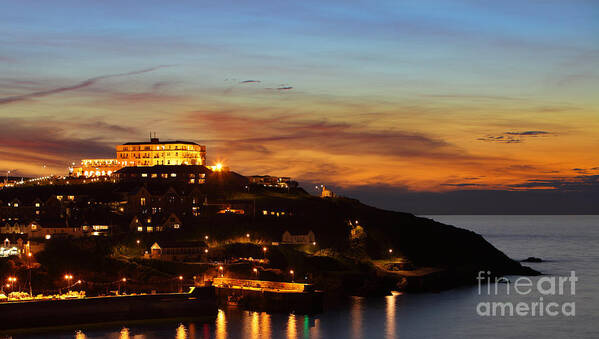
[204, 235, 209, 240]
[253, 268, 258, 279]
[388, 249, 393, 254]
[289, 270, 295, 282]
[27, 252, 33, 296]
[7, 276, 17, 288]
[246, 233, 250, 239]
[118, 278, 126, 295]
[218, 266, 224, 277]
[64, 274, 73, 292]
[5, 278, 16, 300]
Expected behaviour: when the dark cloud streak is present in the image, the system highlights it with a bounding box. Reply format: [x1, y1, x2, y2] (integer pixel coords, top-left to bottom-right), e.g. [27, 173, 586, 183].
[0, 65, 173, 105]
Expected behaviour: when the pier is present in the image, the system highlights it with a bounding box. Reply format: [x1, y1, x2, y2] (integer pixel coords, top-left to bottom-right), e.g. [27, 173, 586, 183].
[0, 287, 218, 330]
[212, 278, 324, 313]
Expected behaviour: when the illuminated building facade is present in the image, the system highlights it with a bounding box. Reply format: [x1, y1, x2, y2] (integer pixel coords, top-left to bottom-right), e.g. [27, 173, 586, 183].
[71, 137, 207, 178]
[116, 137, 206, 167]
[71, 159, 123, 178]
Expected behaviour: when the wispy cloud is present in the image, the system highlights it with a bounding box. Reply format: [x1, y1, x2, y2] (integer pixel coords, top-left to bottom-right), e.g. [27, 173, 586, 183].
[0, 65, 173, 105]
[0, 117, 139, 174]
[478, 131, 554, 143]
[505, 131, 551, 136]
[422, 94, 524, 101]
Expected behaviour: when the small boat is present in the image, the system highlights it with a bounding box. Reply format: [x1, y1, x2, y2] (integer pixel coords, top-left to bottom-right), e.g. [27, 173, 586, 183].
[227, 294, 243, 306]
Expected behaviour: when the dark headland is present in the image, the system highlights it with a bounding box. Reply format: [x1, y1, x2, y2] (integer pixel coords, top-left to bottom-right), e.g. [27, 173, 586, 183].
[0, 174, 539, 298]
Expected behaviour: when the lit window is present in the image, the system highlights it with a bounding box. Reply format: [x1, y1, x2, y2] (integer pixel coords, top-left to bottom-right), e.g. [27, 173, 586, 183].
[140, 197, 146, 206]
[35, 203, 40, 208]
[137, 227, 143, 232]
[13, 203, 18, 208]
[141, 173, 148, 177]
[173, 224, 180, 229]
[263, 210, 268, 215]
[151, 173, 158, 178]
[147, 227, 153, 232]
[170, 173, 176, 177]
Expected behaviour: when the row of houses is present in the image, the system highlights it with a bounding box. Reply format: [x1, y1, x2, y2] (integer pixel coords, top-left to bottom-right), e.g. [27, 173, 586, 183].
[1, 165, 303, 238]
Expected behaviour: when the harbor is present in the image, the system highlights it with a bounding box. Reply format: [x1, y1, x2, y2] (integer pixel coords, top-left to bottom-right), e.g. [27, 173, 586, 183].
[0, 287, 218, 330]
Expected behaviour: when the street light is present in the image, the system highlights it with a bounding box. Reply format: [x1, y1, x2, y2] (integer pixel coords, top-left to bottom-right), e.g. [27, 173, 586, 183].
[218, 266, 224, 277]
[27, 252, 33, 296]
[246, 233, 250, 239]
[118, 278, 126, 295]
[289, 270, 295, 282]
[388, 249, 393, 254]
[7, 277, 17, 296]
[253, 268, 258, 279]
[178, 276, 183, 293]
[5, 278, 16, 300]
[64, 274, 73, 292]
[204, 235, 209, 240]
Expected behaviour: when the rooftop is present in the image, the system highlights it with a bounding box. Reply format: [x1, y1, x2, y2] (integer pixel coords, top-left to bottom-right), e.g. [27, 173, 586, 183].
[121, 139, 200, 146]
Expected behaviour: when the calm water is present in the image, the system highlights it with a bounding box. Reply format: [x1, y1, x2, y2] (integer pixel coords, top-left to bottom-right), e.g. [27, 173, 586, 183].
[4, 215, 599, 338]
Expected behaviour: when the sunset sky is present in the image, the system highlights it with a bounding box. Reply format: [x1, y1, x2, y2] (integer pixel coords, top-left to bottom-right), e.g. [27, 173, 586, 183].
[1, 1, 598, 201]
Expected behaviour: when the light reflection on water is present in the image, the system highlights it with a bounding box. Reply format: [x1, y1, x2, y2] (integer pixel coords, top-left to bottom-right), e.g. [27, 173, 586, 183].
[386, 295, 396, 339]
[351, 297, 363, 339]
[57, 295, 401, 339]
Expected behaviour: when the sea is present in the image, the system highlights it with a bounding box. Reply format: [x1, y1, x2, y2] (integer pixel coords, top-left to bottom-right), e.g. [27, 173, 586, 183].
[4, 215, 598, 338]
